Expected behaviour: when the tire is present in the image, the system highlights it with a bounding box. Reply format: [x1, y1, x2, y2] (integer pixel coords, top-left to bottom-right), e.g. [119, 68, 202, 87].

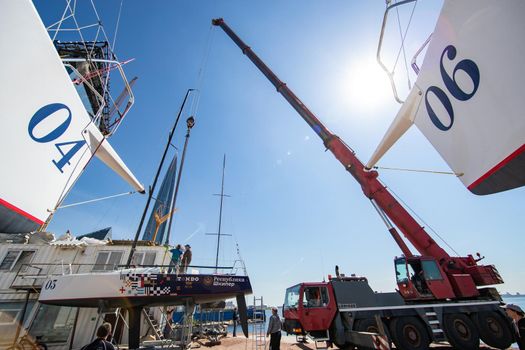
[472, 311, 513, 349]
[354, 318, 391, 350]
[443, 313, 480, 350]
[389, 317, 430, 350]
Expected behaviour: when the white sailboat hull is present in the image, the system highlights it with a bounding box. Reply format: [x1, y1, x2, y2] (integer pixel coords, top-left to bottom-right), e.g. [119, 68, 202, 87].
[39, 270, 252, 308]
[0, 0, 144, 233]
[368, 0, 525, 195]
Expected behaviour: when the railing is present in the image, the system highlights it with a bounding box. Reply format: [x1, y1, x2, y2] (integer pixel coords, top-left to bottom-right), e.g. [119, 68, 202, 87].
[10, 263, 240, 291]
[10, 263, 98, 290]
[376, 0, 419, 104]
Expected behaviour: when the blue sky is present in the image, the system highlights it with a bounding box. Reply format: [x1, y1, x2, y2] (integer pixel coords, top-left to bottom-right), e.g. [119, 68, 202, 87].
[35, 1, 524, 306]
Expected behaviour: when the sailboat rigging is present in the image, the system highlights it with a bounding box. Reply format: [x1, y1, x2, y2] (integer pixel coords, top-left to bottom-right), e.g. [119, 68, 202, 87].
[206, 155, 232, 272]
[126, 89, 194, 266]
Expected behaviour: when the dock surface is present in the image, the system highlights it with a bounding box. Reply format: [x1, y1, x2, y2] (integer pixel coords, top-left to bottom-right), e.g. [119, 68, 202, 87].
[190, 336, 519, 350]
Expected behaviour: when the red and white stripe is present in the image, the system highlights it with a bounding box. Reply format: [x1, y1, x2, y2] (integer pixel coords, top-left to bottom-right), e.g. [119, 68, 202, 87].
[372, 334, 390, 350]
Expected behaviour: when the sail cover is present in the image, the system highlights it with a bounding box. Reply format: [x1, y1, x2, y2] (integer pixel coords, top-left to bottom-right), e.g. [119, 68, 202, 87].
[0, 0, 144, 233]
[367, 0, 525, 195]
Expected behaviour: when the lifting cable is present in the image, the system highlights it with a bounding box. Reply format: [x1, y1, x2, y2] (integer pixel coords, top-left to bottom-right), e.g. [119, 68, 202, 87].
[191, 24, 216, 118]
[373, 165, 463, 177]
[386, 184, 461, 257]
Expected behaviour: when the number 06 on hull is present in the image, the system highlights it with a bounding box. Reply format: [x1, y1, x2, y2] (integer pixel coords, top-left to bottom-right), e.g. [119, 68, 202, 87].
[367, 0, 525, 196]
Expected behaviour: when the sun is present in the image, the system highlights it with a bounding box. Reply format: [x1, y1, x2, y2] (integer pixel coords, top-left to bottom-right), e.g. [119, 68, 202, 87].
[338, 58, 395, 113]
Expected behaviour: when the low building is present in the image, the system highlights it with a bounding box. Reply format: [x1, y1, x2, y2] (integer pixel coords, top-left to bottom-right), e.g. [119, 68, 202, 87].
[0, 231, 169, 349]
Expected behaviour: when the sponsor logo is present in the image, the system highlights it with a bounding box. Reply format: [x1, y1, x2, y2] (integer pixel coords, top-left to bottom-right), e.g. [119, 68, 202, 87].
[212, 276, 245, 287]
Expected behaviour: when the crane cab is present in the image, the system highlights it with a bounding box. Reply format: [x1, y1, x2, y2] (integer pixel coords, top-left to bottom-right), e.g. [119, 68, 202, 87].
[395, 256, 456, 300]
[282, 282, 337, 335]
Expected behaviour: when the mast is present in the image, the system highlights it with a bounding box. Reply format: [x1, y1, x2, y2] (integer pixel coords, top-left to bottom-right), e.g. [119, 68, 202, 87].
[165, 116, 195, 244]
[207, 155, 232, 272]
[126, 89, 194, 267]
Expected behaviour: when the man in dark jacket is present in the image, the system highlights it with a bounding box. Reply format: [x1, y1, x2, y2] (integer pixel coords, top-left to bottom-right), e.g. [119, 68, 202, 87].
[266, 307, 282, 350]
[81, 323, 115, 350]
[181, 244, 192, 273]
[232, 307, 238, 337]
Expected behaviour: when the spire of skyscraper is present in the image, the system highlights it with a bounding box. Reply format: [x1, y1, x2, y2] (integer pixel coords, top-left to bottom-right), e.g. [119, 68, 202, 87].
[142, 154, 178, 245]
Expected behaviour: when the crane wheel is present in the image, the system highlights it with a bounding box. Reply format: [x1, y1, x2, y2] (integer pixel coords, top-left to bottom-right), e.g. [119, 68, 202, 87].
[472, 311, 513, 349]
[354, 318, 391, 350]
[443, 313, 480, 350]
[389, 317, 430, 350]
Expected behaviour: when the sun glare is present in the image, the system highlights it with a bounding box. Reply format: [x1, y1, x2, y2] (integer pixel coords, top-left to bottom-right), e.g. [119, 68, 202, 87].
[339, 59, 394, 113]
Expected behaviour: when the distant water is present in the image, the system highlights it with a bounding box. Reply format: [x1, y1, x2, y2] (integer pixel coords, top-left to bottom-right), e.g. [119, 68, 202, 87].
[226, 309, 272, 336]
[227, 309, 296, 340]
[503, 295, 525, 309]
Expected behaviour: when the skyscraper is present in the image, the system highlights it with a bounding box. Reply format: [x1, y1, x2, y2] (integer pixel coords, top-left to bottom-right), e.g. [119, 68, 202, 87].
[142, 154, 178, 245]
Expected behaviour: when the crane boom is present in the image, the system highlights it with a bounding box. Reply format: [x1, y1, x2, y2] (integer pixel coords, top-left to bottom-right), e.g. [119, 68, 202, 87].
[212, 18, 503, 296]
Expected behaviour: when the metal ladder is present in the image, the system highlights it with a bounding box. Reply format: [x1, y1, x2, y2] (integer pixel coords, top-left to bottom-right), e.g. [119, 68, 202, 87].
[112, 307, 129, 343]
[307, 330, 330, 350]
[424, 309, 446, 342]
[252, 296, 266, 350]
[143, 307, 164, 340]
[173, 302, 195, 349]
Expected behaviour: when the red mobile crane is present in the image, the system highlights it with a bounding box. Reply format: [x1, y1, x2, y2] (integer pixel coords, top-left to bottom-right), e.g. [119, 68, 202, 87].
[212, 18, 513, 350]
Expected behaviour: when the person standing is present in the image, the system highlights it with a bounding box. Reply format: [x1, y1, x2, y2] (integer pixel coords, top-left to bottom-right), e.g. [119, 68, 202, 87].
[503, 303, 525, 350]
[232, 307, 238, 337]
[181, 244, 192, 273]
[163, 309, 174, 339]
[266, 307, 282, 350]
[168, 244, 183, 273]
[81, 323, 115, 350]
